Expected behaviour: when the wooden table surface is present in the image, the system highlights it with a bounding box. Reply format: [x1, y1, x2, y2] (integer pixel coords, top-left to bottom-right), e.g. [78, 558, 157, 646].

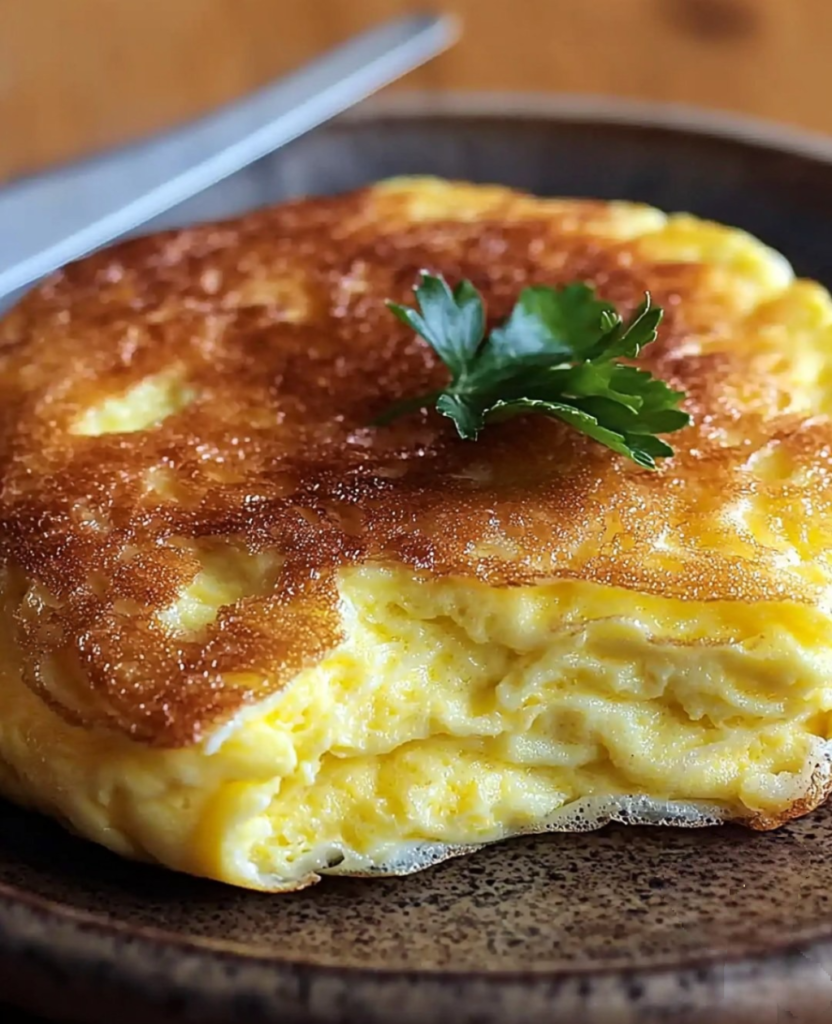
[0, 4, 829, 1021]
[1, 0, 831, 183]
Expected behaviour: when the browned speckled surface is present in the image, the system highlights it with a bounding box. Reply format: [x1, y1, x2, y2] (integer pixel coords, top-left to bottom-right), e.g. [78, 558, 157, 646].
[4, 105, 832, 1022]
[7, 175, 829, 756]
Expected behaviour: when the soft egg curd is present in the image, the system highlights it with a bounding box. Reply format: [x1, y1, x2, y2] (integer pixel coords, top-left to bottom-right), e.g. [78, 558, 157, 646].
[0, 566, 830, 890]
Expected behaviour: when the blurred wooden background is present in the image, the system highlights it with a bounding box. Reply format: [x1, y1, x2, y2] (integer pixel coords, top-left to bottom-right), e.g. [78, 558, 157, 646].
[1, 0, 831, 183]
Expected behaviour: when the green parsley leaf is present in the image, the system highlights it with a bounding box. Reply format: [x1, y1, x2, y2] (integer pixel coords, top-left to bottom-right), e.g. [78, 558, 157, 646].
[388, 275, 484, 379]
[490, 283, 616, 363]
[435, 392, 488, 439]
[376, 272, 690, 468]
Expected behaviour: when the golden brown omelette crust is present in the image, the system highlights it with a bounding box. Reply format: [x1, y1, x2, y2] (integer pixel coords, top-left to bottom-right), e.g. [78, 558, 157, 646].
[2, 179, 832, 748]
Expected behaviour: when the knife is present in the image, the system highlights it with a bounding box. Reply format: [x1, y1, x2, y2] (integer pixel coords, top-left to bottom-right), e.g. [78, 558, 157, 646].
[0, 12, 455, 301]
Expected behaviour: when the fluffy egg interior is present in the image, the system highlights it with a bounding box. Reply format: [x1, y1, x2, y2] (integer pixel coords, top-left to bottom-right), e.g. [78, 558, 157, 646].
[1, 564, 831, 890]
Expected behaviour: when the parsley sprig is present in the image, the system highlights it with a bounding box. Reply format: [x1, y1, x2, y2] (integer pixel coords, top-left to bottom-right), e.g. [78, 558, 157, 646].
[375, 273, 690, 469]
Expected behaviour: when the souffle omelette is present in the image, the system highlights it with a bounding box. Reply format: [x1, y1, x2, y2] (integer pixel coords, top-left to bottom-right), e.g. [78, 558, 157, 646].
[1, 176, 831, 892]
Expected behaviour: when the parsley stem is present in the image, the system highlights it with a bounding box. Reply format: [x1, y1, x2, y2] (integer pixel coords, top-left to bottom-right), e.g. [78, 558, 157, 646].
[372, 389, 444, 427]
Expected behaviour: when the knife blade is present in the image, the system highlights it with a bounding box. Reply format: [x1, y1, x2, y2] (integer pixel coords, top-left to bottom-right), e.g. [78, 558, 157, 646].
[0, 12, 455, 301]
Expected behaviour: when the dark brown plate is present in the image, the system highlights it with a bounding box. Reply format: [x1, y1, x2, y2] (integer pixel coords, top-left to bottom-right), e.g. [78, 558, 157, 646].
[5, 97, 832, 1024]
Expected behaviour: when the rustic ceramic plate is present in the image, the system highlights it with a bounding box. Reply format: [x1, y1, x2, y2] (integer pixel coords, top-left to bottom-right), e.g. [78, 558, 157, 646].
[4, 98, 832, 1024]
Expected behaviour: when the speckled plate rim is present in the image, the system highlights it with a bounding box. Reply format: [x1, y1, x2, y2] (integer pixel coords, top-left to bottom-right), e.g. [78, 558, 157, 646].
[4, 94, 832, 1023]
[2, 855, 832, 976]
[1, 872, 831, 1024]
